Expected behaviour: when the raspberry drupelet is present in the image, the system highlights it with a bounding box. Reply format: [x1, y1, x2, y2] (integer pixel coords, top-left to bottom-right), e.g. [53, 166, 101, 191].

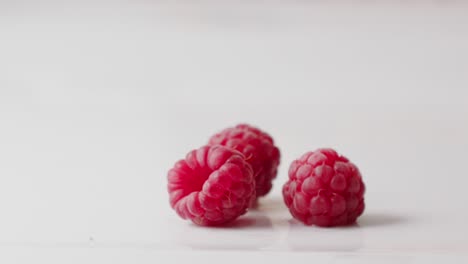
[208, 124, 280, 199]
[283, 148, 365, 227]
[167, 145, 255, 226]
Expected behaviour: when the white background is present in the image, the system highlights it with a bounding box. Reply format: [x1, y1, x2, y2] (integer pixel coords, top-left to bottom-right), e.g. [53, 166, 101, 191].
[1, 1, 468, 263]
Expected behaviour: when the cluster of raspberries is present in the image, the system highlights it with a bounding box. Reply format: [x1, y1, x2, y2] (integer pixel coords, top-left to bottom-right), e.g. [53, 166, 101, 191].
[167, 124, 365, 227]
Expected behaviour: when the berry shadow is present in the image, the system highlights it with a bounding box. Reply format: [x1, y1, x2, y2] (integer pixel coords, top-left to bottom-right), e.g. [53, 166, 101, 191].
[285, 213, 408, 252]
[287, 212, 407, 230]
[356, 213, 407, 227]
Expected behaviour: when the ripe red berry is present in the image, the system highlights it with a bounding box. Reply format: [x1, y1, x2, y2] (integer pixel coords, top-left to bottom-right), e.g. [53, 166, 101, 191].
[167, 145, 255, 226]
[283, 148, 365, 227]
[208, 124, 280, 198]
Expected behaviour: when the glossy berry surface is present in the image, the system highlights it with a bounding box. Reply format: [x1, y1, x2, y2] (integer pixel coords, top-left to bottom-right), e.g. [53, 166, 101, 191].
[208, 124, 280, 198]
[282, 148, 365, 227]
[167, 145, 255, 226]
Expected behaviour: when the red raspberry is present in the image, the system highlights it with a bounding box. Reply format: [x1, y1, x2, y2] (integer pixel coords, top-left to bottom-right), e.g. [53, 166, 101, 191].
[283, 148, 365, 227]
[167, 145, 255, 226]
[208, 124, 280, 198]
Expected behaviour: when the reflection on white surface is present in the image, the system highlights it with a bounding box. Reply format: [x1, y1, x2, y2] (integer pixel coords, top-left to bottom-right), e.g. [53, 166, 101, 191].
[286, 219, 365, 252]
[174, 214, 275, 251]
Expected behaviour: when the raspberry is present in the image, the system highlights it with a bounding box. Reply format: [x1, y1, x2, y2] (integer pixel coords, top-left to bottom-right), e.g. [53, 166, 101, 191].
[283, 148, 365, 227]
[167, 145, 255, 226]
[208, 124, 280, 198]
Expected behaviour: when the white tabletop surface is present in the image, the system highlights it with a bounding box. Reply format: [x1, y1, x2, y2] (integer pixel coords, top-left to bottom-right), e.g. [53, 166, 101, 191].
[1, 1, 468, 263]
